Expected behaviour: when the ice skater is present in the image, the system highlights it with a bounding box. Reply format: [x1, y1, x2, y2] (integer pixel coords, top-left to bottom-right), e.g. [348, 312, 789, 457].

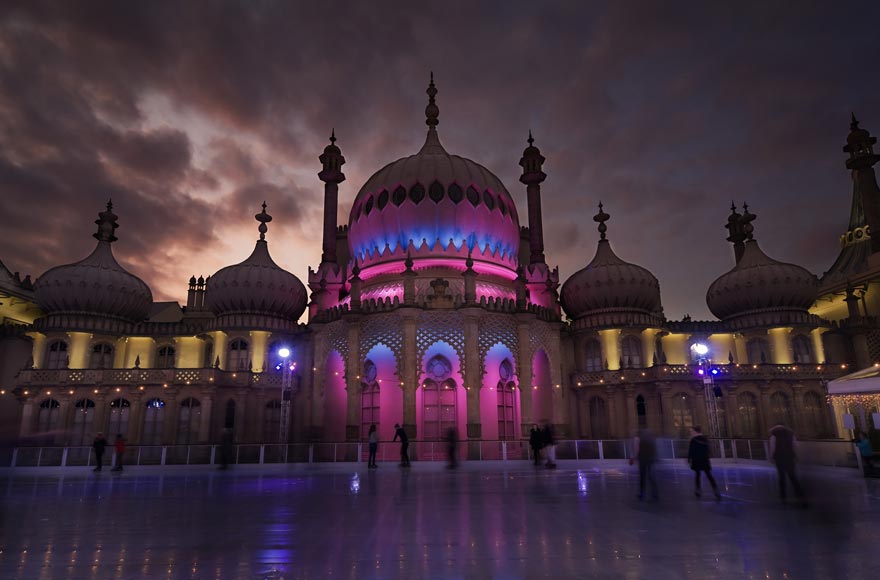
[111, 434, 125, 472]
[769, 424, 807, 506]
[634, 428, 658, 500]
[92, 432, 107, 472]
[367, 424, 378, 468]
[446, 427, 458, 469]
[542, 424, 556, 468]
[393, 423, 410, 467]
[529, 425, 542, 466]
[687, 426, 721, 501]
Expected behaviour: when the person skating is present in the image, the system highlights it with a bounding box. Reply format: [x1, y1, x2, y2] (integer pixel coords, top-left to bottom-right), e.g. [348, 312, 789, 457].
[529, 425, 542, 466]
[367, 424, 378, 468]
[634, 428, 658, 500]
[542, 424, 557, 468]
[687, 426, 721, 501]
[92, 432, 107, 472]
[769, 424, 807, 506]
[393, 423, 410, 467]
[111, 434, 125, 472]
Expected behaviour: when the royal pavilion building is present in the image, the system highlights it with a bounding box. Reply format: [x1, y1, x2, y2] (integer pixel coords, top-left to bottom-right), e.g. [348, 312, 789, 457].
[1, 79, 879, 453]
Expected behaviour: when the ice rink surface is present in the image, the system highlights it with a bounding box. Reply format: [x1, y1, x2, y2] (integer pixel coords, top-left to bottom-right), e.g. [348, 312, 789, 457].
[1, 462, 878, 579]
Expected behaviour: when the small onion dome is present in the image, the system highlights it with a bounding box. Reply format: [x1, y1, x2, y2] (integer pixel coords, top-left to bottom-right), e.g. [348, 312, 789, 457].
[560, 204, 662, 322]
[347, 74, 520, 272]
[205, 203, 307, 322]
[706, 239, 818, 322]
[34, 201, 153, 322]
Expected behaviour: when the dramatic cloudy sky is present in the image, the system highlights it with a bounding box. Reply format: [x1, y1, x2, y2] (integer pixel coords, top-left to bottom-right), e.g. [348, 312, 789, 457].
[2, 1, 879, 320]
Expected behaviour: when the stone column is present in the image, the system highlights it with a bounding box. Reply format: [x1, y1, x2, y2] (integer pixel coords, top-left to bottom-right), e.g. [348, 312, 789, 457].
[758, 383, 772, 434]
[464, 312, 481, 439]
[128, 393, 144, 444]
[19, 399, 34, 437]
[657, 384, 674, 437]
[726, 387, 741, 437]
[624, 387, 637, 438]
[402, 313, 418, 438]
[233, 391, 247, 443]
[605, 387, 620, 438]
[30, 333, 46, 369]
[57, 396, 73, 445]
[163, 390, 180, 444]
[517, 316, 534, 436]
[199, 392, 214, 443]
[94, 395, 108, 436]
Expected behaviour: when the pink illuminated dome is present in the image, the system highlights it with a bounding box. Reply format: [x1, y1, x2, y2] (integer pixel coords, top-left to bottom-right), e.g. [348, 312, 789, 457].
[347, 75, 520, 277]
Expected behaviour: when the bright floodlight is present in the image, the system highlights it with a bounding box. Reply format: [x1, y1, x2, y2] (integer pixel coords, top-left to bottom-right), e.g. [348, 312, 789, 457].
[692, 343, 709, 356]
[278, 348, 291, 358]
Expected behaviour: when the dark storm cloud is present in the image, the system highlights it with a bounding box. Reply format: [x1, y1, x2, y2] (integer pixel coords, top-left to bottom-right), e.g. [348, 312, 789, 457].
[0, 0, 879, 316]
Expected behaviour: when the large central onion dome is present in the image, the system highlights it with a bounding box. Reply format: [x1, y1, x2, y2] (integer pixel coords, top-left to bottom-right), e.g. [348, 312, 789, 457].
[206, 203, 307, 327]
[347, 76, 520, 275]
[34, 202, 153, 323]
[707, 207, 818, 328]
[560, 205, 663, 327]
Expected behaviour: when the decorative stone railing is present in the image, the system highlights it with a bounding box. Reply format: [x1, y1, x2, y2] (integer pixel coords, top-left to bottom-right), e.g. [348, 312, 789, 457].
[15, 367, 288, 389]
[572, 362, 850, 387]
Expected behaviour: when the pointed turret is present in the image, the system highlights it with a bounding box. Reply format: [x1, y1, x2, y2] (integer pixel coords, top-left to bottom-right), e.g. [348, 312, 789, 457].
[318, 131, 345, 264]
[520, 131, 547, 264]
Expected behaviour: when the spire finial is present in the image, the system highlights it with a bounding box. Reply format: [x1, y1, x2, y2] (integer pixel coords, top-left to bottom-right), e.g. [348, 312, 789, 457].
[426, 72, 439, 129]
[330, 128, 336, 144]
[741, 202, 756, 241]
[528, 130, 534, 146]
[851, 112, 859, 129]
[93, 198, 119, 243]
[594, 202, 610, 240]
[255, 201, 273, 241]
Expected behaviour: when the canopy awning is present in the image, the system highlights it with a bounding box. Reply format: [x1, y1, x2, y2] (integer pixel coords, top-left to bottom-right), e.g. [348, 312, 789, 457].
[827, 365, 880, 395]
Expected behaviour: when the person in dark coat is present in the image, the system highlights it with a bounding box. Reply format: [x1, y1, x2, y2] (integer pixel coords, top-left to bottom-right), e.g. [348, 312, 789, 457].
[769, 424, 806, 506]
[393, 423, 410, 467]
[529, 425, 542, 466]
[92, 433, 107, 472]
[634, 428, 658, 500]
[446, 427, 458, 469]
[367, 424, 378, 468]
[688, 426, 721, 501]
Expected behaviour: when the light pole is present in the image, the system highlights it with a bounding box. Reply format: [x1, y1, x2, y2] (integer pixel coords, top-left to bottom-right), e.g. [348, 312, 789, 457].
[691, 343, 721, 438]
[276, 348, 296, 448]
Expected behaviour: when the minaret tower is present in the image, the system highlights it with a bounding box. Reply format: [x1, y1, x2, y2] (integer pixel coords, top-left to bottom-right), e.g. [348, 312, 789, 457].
[309, 131, 348, 320]
[843, 114, 880, 254]
[519, 132, 560, 314]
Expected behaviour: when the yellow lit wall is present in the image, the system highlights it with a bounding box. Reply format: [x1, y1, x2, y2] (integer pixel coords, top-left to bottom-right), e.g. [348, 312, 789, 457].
[174, 336, 203, 368]
[660, 333, 689, 365]
[707, 333, 736, 364]
[768, 327, 793, 364]
[249, 331, 271, 372]
[113, 337, 128, 368]
[124, 337, 156, 368]
[641, 329, 660, 367]
[66, 332, 92, 369]
[211, 331, 228, 370]
[811, 328, 827, 363]
[599, 329, 621, 370]
[28, 332, 46, 368]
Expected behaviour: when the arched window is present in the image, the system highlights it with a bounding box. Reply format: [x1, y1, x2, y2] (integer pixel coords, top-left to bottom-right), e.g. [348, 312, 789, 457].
[45, 340, 68, 370]
[422, 379, 457, 441]
[156, 345, 176, 369]
[70, 399, 96, 445]
[636, 394, 647, 429]
[671, 394, 694, 438]
[36, 399, 61, 433]
[227, 339, 249, 371]
[141, 398, 166, 445]
[108, 398, 130, 438]
[746, 338, 771, 364]
[584, 338, 603, 372]
[90, 343, 114, 368]
[497, 381, 517, 441]
[176, 398, 201, 444]
[801, 391, 826, 437]
[204, 340, 215, 368]
[588, 396, 608, 439]
[769, 392, 794, 428]
[736, 392, 760, 438]
[620, 335, 642, 368]
[361, 382, 380, 440]
[264, 400, 282, 443]
[791, 335, 813, 364]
